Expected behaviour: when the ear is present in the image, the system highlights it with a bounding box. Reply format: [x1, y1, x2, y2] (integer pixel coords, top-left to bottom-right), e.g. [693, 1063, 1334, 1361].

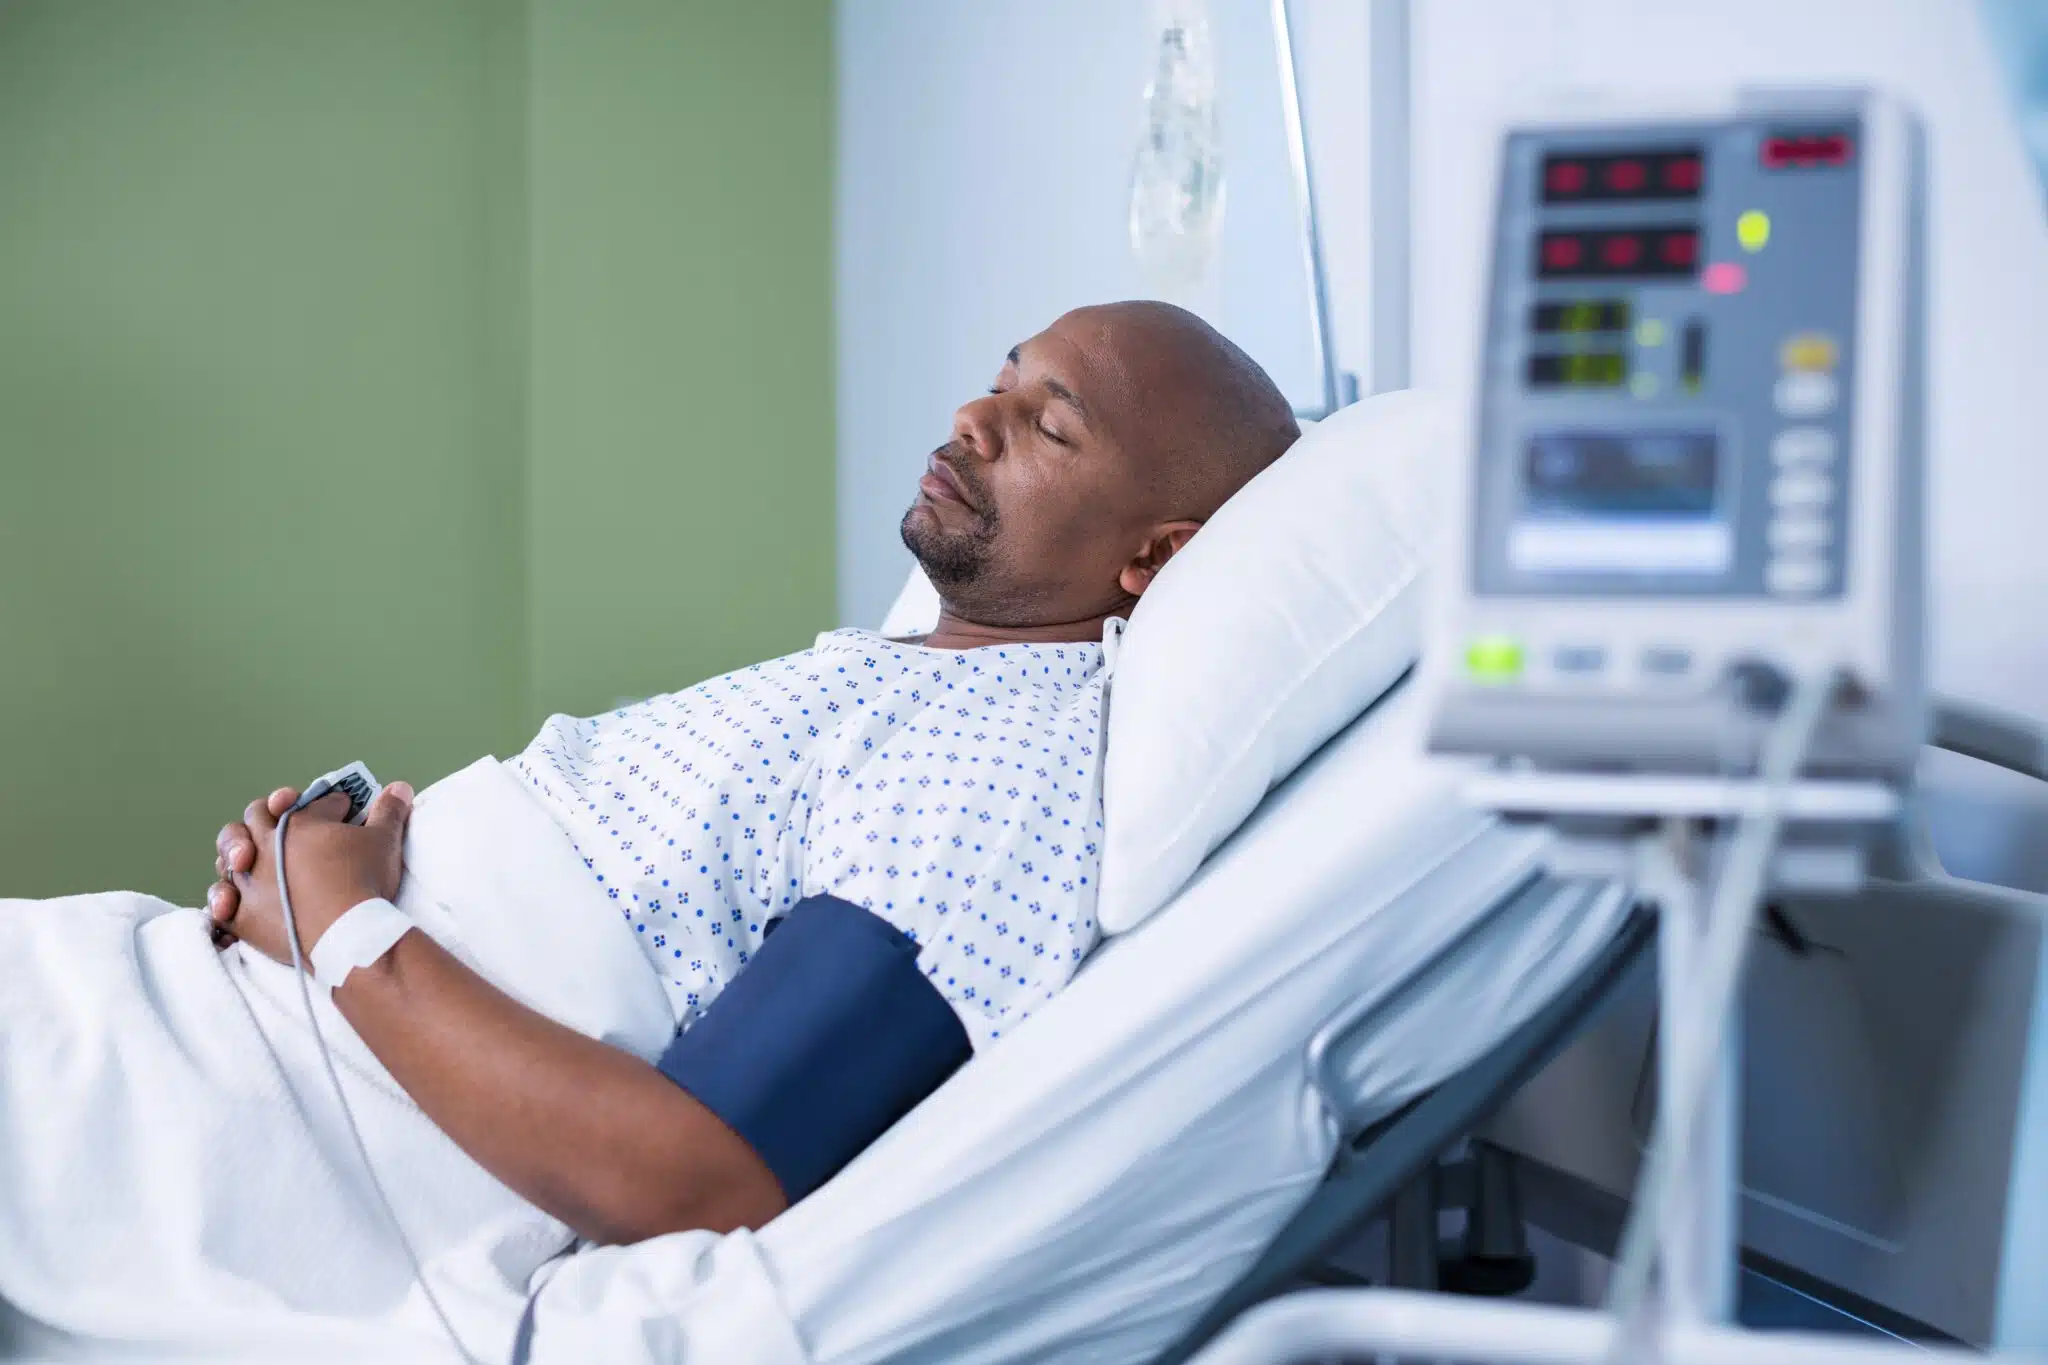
[1117, 520, 1202, 598]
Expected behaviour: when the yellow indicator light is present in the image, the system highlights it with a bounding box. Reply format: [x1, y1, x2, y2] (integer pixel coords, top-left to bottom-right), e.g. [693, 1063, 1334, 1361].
[1737, 210, 1771, 252]
[1779, 332, 1839, 372]
[1631, 372, 1660, 398]
[1634, 318, 1667, 347]
[1465, 636, 1525, 682]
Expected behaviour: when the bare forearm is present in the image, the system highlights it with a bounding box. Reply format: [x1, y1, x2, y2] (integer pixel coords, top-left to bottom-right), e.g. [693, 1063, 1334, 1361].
[333, 930, 784, 1244]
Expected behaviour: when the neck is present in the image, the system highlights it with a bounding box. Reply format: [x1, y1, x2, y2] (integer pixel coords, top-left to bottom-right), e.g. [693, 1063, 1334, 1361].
[918, 603, 1131, 651]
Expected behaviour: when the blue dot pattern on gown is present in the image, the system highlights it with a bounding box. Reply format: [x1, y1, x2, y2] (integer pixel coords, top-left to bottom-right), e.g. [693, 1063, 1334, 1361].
[508, 628, 1109, 1051]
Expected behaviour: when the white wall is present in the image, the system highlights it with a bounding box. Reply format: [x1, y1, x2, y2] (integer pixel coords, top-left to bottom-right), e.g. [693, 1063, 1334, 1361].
[834, 0, 1373, 628]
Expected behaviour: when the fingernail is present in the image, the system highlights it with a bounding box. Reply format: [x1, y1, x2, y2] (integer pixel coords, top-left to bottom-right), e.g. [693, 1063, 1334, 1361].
[390, 781, 414, 803]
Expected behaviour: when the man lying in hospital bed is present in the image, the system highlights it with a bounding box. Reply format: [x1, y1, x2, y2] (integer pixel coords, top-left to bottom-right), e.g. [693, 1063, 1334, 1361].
[0, 301, 1307, 1352]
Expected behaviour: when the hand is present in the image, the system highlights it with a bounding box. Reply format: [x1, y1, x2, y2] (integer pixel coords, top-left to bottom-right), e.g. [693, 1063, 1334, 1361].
[208, 787, 299, 943]
[207, 782, 415, 966]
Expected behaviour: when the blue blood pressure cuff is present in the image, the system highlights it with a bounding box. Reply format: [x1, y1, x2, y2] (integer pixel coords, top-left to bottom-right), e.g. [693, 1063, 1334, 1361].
[654, 894, 972, 1204]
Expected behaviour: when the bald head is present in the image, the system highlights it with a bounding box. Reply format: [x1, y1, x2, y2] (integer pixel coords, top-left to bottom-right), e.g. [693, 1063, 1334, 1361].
[901, 301, 1299, 641]
[1065, 300, 1301, 521]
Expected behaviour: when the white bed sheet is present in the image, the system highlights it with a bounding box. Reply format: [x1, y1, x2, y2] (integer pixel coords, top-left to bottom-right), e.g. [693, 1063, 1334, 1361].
[520, 681, 1633, 1365]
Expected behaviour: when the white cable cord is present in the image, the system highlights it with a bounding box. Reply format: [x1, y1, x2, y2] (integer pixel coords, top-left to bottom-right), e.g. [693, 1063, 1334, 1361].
[274, 798, 483, 1364]
[1603, 668, 1837, 1341]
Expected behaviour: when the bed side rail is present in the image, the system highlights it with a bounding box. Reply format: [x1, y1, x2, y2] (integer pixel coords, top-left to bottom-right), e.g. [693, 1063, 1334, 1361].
[1151, 894, 1655, 1365]
[1931, 695, 2048, 785]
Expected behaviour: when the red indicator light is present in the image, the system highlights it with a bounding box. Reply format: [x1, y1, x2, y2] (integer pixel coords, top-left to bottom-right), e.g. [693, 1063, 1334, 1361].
[1702, 262, 1747, 294]
[1539, 228, 1698, 279]
[1762, 132, 1853, 169]
[1547, 161, 1589, 196]
[1599, 234, 1642, 269]
[1662, 157, 1702, 192]
[1541, 148, 1703, 202]
[1605, 160, 1647, 193]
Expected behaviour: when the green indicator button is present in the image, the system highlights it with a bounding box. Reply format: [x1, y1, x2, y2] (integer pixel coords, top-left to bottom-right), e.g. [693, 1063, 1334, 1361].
[1466, 636, 1526, 682]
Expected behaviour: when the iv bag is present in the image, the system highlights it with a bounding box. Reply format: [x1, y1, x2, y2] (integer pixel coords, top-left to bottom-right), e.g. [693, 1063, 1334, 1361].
[1129, 0, 1226, 300]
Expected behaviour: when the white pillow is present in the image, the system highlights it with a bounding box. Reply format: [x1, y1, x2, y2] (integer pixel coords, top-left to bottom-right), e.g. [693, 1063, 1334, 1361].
[1096, 389, 1446, 934]
[879, 561, 942, 637]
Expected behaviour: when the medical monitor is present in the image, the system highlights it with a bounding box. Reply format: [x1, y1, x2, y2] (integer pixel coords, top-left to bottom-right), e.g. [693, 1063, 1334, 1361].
[1431, 91, 1927, 780]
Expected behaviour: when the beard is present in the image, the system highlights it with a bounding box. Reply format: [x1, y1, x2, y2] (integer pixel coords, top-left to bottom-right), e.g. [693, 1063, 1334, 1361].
[900, 447, 1000, 590]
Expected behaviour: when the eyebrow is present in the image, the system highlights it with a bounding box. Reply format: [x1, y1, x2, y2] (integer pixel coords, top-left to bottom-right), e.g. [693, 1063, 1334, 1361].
[1006, 345, 1091, 427]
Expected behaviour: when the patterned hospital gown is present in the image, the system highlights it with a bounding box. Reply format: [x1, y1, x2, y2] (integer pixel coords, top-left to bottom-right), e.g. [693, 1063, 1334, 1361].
[509, 628, 1113, 1050]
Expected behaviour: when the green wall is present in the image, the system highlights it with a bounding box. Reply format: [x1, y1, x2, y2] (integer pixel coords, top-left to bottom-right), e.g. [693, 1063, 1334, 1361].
[528, 2, 836, 709]
[0, 0, 834, 900]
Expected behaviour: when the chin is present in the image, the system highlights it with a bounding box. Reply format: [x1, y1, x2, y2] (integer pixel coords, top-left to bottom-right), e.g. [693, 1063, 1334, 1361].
[900, 503, 944, 566]
[899, 500, 937, 548]
[902, 494, 997, 589]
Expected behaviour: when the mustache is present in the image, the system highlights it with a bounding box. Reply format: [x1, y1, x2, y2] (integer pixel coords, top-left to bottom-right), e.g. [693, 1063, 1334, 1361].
[931, 443, 995, 519]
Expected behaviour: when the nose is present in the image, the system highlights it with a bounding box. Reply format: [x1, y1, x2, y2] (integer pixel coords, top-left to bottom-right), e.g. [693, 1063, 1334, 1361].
[950, 393, 1004, 464]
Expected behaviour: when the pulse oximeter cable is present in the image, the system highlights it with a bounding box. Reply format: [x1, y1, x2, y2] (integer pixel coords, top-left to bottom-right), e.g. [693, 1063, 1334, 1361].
[274, 781, 484, 1364]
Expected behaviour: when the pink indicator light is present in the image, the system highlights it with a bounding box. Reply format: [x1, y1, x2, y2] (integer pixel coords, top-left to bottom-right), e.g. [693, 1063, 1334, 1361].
[1702, 261, 1747, 294]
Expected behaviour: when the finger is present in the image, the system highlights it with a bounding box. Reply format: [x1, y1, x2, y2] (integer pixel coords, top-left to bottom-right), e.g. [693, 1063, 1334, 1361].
[305, 790, 353, 823]
[221, 824, 256, 876]
[267, 788, 300, 818]
[244, 797, 278, 835]
[361, 782, 414, 835]
[206, 879, 240, 925]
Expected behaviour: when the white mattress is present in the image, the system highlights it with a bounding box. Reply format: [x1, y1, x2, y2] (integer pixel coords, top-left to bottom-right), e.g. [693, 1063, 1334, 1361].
[722, 680, 1633, 1364]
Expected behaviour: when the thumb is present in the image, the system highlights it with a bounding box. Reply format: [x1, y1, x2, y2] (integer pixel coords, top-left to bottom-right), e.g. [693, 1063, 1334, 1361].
[362, 781, 414, 836]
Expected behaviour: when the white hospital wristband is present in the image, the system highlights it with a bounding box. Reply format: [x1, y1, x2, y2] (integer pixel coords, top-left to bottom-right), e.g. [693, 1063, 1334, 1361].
[309, 897, 414, 990]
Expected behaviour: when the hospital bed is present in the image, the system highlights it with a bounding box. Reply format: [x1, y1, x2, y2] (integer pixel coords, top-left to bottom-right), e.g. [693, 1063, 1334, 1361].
[0, 645, 1639, 1365]
[0, 663, 1640, 1365]
[0, 639, 1643, 1365]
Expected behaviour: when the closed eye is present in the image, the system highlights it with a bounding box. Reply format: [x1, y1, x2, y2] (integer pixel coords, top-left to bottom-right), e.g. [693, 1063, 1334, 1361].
[1039, 423, 1070, 447]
